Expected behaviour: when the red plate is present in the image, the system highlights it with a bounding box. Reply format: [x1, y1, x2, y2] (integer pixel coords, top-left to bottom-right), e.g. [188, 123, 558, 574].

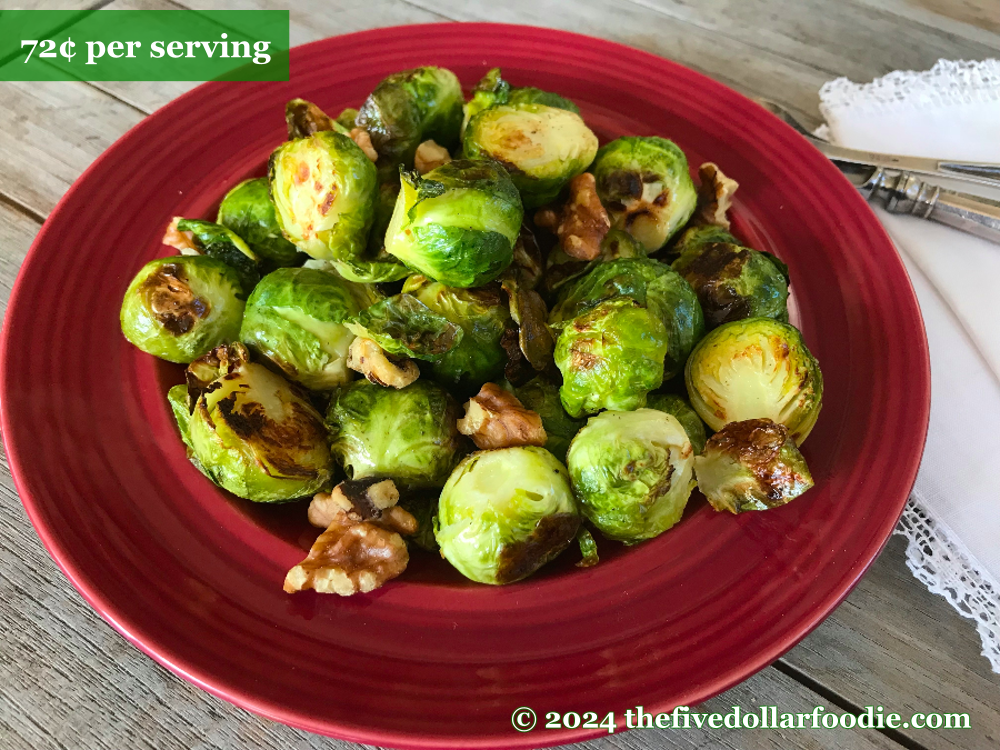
[0, 23, 929, 749]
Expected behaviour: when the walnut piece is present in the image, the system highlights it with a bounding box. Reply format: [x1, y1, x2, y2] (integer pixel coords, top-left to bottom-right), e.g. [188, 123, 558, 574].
[414, 139, 452, 174]
[349, 127, 379, 162]
[457, 383, 547, 450]
[695, 162, 739, 230]
[535, 174, 610, 261]
[286, 478, 418, 596]
[347, 337, 419, 389]
[162, 217, 200, 255]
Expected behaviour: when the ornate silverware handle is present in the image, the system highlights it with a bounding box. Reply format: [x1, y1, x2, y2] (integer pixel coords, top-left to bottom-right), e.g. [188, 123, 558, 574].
[855, 166, 1000, 244]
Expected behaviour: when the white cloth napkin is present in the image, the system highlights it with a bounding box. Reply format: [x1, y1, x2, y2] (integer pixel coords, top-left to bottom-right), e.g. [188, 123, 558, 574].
[817, 60, 1000, 672]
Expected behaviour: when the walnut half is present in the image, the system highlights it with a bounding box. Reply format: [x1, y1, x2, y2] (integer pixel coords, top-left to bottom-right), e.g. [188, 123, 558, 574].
[550, 173, 611, 261]
[347, 337, 419, 389]
[694, 162, 739, 230]
[457, 383, 547, 450]
[162, 217, 200, 255]
[285, 479, 418, 596]
[414, 139, 452, 174]
[349, 127, 379, 163]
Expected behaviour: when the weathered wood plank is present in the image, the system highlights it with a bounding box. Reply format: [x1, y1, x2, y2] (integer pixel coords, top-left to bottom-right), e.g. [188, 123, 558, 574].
[909, 0, 1000, 32]
[783, 535, 1000, 750]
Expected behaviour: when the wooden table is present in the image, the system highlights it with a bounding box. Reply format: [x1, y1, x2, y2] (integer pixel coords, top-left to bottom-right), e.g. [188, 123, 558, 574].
[1, 1, 998, 749]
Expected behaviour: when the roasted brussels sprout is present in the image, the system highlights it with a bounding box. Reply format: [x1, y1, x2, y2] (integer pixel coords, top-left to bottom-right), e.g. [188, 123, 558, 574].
[550, 258, 704, 380]
[268, 130, 379, 271]
[121, 255, 245, 363]
[355, 66, 463, 173]
[239, 268, 379, 390]
[217, 177, 300, 268]
[384, 159, 523, 288]
[685, 318, 823, 443]
[566, 409, 696, 542]
[671, 231, 789, 328]
[436, 446, 580, 584]
[646, 393, 708, 454]
[669, 224, 739, 258]
[402, 275, 511, 390]
[284, 98, 349, 138]
[463, 103, 598, 208]
[695, 418, 813, 513]
[174, 219, 261, 292]
[510, 376, 585, 461]
[461, 68, 580, 137]
[591, 136, 698, 252]
[554, 297, 669, 418]
[346, 293, 462, 361]
[183, 343, 333, 502]
[327, 379, 462, 488]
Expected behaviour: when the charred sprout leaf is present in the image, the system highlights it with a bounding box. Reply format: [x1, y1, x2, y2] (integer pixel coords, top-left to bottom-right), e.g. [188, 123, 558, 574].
[672, 234, 789, 329]
[695, 418, 813, 513]
[575, 526, 599, 568]
[240, 268, 380, 390]
[550, 258, 704, 380]
[175, 219, 260, 293]
[384, 160, 522, 288]
[167, 383, 195, 453]
[567, 409, 696, 543]
[268, 131, 394, 282]
[554, 297, 668, 418]
[217, 177, 301, 268]
[510, 376, 584, 461]
[185, 343, 333, 502]
[346, 293, 463, 361]
[501, 326, 535, 387]
[436, 446, 580, 584]
[645, 393, 708, 454]
[285, 98, 336, 139]
[502, 275, 555, 373]
[327, 379, 462, 488]
[120, 255, 245, 364]
[685, 318, 823, 444]
[592, 136, 698, 252]
[355, 66, 464, 176]
[402, 275, 511, 391]
[509, 224, 545, 290]
[463, 103, 598, 209]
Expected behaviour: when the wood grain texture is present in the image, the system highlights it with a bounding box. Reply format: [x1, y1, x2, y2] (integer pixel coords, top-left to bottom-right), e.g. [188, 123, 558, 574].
[0, 2, 999, 749]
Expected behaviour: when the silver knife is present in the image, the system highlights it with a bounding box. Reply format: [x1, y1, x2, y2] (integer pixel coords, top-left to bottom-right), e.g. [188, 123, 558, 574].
[835, 160, 1000, 244]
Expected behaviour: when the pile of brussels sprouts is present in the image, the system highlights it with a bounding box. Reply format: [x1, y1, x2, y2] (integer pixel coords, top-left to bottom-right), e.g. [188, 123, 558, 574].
[120, 66, 824, 595]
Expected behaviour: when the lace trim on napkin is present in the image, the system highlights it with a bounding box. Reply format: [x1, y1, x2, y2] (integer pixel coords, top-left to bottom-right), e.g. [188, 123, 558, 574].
[895, 500, 1000, 671]
[818, 59, 1000, 122]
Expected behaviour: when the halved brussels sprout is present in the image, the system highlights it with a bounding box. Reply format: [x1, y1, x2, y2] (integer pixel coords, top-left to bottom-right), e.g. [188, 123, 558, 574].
[461, 68, 580, 137]
[346, 293, 462, 361]
[463, 103, 598, 208]
[591, 136, 698, 252]
[403, 275, 511, 390]
[646, 393, 708, 454]
[184, 343, 333, 502]
[120, 255, 245, 364]
[327, 379, 462, 488]
[509, 376, 585, 461]
[694, 418, 813, 513]
[175, 219, 261, 292]
[554, 297, 669, 418]
[268, 131, 378, 268]
[239, 268, 380, 390]
[217, 177, 300, 268]
[672, 232, 789, 328]
[685, 318, 823, 443]
[550, 258, 704, 380]
[436, 446, 580, 584]
[167, 383, 194, 452]
[356, 66, 463, 173]
[384, 159, 522, 288]
[567, 409, 696, 543]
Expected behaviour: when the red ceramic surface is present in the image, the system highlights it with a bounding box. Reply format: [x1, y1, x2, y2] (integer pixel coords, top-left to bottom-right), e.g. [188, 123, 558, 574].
[0, 24, 929, 749]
